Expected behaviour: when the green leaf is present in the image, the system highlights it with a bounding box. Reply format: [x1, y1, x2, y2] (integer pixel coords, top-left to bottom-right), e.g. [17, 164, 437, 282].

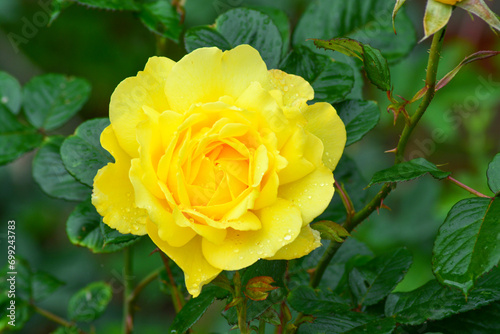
[0, 104, 43, 166]
[71, 0, 139, 10]
[23, 74, 91, 131]
[66, 199, 141, 253]
[349, 248, 412, 306]
[423, 0, 452, 41]
[433, 197, 500, 294]
[185, 8, 282, 69]
[313, 39, 391, 91]
[139, 0, 182, 42]
[61, 118, 112, 187]
[0, 299, 32, 331]
[335, 99, 380, 146]
[385, 266, 500, 325]
[68, 281, 112, 322]
[288, 286, 350, 314]
[293, 0, 416, 63]
[487, 153, 500, 194]
[49, 0, 73, 24]
[427, 301, 500, 334]
[457, 0, 500, 33]
[0, 71, 22, 114]
[249, 7, 290, 59]
[168, 285, 229, 334]
[362, 44, 391, 91]
[368, 158, 451, 186]
[32, 271, 64, 302]
[280, 46, 354, 104]
[32, 136, 91, 201]
[392, 0, 407, 34]
[297, 312, 396, 334]
[51, 327, 80, 334]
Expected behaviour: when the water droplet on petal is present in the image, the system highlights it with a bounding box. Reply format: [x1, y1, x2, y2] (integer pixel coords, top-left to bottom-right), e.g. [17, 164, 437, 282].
[284, 234, 291, 241]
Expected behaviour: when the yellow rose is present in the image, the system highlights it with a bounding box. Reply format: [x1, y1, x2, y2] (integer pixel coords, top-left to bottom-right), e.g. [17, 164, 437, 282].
[435, 0, 461, 5]
[92, 45, 346, 297]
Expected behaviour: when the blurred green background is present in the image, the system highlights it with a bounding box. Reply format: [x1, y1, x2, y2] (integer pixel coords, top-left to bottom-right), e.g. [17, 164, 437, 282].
[1, 0, 499, 333]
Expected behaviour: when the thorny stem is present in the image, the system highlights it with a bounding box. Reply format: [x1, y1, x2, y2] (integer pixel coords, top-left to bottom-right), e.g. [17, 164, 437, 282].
[123, 247, 134, 334]
[447, 176, 491, 198]
[32, 304, 88, 334]
[334, 180, 356, 225]
[159, 251, 184, 313]
[292, 27, 449, 334]
[234, 272, 250, 334]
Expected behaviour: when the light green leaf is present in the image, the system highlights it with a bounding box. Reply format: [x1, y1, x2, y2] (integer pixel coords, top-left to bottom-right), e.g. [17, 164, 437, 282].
[433, 197, 500, 294]
[185, 8, 282, 69]
[423, 0, 452, 41]
[0, 71, 22, 114]
[487, 153, 500, 194]
[68, 281, 112, 322]
[349, 248, 412, 306]
[0, 104, 43, 166]
[61, 118, 112, 187]
[32, 136, 91, 201]
[385, 266, 500, 325]
[23, 74, 91, 131]
[335, 99, 380, 146]
[457, 0, 500, 32]
[368, 158, 451, 186]
[311, 220, 350, 243]
[66, 199, 141, 253]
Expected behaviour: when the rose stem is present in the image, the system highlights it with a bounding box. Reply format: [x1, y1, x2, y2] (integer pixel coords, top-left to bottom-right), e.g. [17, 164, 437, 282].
[32, 304, 88, 334]
[123, 246, 134, 334]
[447, 176, 491, 198]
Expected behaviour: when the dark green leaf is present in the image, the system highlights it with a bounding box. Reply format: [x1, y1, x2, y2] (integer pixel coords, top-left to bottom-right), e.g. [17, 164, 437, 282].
[185, 8, 282, 69]
[349, 248, 412, 306]
[61, 118, 112, 187]
[288, 285, 349, 314]
[368, 158, 451, 186]
[280, 46, 354, 104]
[139, 0, 182, 42]
[362, 44, 391, 91]
[385, 266, 500, 325]
[67, 199, 141, 253]
[32, 271, 64, 302]
[0, 71, 22, 114]
[224, 288, 285, 325]
[68, 281, 112, 322]
[433, 197, 500, 294]
[100, 223, 141, 246]
[1, 257, 32, 302]
[32, 136, 91, 201]
[168, 285, 229, 334]
[23, 74, 91, 130]
[298, 312, 396, 334]
[487, 153, 500, 194]
[427, 301, 500, 334]
[0, 104, 43, 166]
[72, 0, 139, 10]
[249, 7, 290, 59]
[0, 299, 32, 331]
[294, 0, 416, 63]
[49, 0, 73, 24]
[335, 99, 380, 146]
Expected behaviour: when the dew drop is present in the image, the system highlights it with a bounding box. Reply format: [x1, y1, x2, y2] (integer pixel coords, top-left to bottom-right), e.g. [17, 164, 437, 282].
[283, 86, 289, 92]
[307, 196, 312, 199]
[234, 249, 240, 253]
[1, 96, 8, 104]
[125, 208, 131, 213]
[284, 234, 291, 241]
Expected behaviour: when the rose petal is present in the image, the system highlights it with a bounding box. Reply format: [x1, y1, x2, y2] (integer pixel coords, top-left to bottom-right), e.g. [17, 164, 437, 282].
[165, 45, 269, 112]
[278, 165, 334, 225]
[302, 102, 346, 170]
[268, 69, 314, 114]
[129, 159, 196, 247]
[92, 126, 148, 235]
[147, 220, 222, 297]
[110, 56, 175, 157]
[265, 225, 322, 260]
[202, 198, 302, 270]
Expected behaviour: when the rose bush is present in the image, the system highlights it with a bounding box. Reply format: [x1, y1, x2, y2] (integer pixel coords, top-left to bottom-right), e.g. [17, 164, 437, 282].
[92, 45, 346, 296]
